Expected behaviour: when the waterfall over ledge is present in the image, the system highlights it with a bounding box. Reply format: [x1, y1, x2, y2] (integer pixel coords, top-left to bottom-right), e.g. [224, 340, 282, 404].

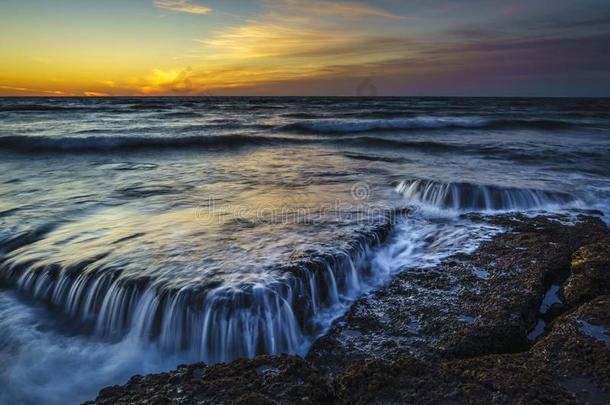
[0, 216, 396, 364]
[396, 178, 581, 212]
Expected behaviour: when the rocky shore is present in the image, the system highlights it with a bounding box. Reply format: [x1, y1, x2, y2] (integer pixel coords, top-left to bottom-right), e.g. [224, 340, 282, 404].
[86, 213, 610, 404]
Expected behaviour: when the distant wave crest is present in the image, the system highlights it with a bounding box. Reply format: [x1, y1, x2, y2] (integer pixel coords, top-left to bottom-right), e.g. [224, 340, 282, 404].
[0, 134, 469, 153]
[283, 117, 576, 133]
[0, 134, 280, 152]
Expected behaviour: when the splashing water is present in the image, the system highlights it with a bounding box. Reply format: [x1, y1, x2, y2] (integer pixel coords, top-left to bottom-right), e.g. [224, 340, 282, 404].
[396, 178, 583, 213]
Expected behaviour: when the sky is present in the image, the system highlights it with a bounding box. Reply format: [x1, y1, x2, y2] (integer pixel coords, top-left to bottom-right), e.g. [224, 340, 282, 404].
[1, 0, 610, 96]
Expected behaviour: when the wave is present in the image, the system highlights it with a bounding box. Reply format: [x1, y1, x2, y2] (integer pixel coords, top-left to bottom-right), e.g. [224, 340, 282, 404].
[281, 112, 324, 119]
[0, 134, 289, 152]
[282, 117, 577, 133]
[339, 137, 461, 151]
[161, 111, 202, 118]
[127, 103, 178, 111]
[0, 105, 92, 112]
[342, 152, 408, 163]
[396, 178, 581, 212]
[0, 134, 468, 153]
[2, 133, 579, 158]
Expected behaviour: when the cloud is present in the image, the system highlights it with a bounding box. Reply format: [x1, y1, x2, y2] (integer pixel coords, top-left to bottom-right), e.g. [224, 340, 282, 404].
[198, 24, 338, 59]
[311, 31, 610, 95]
[267, 0, 405, 20]
[542, 13, 610, 31]
[136, 67, 195, 94]
[185, 20, 610, 96]
[174, 0, 416, 93]
[7, 0, 604, 96]
[122, 2, 610, 96]
[84, 91, 110, 97]
[448, 7, 610, 41]
[96, 80, 117, 88]
[154, 0, 211, 15]
[0, 85, 71, 96]
[198, 21, 412, 62]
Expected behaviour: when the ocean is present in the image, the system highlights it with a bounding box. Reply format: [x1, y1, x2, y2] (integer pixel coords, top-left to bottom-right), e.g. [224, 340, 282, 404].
[0, 96, 609, 404]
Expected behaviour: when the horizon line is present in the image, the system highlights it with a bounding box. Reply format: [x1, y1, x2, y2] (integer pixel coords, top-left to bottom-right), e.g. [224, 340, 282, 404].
[1, 95, 609, 99]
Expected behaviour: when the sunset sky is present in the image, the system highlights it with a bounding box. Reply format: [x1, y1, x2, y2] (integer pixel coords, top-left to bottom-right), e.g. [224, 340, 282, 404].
[1, 0, 610, 96]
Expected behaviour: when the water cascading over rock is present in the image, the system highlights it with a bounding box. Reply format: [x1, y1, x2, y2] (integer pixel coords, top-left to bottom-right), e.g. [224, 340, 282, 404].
[0, 220, 393, 364]
[396, 179, 580, 212]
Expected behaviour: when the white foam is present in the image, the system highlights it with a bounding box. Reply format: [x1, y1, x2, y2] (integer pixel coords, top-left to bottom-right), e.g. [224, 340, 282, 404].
[299, 117, 489, 133]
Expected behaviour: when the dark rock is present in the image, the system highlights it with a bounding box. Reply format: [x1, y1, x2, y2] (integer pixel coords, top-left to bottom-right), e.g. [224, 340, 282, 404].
[85, 356, 333, 405]
[335, 295, 610, 404]
[335, 353, 569, 404]
[564, 237, 610, 307]
[534, 296, 610, 392]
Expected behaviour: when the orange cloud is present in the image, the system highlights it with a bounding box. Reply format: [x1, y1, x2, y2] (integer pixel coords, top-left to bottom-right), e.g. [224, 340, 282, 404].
[135, 67, 194, 95]
[84, 91, 110, 97]
[198, 20, 412, 63]
[0, 85, 72, 96]
[199, 24, 337, 59]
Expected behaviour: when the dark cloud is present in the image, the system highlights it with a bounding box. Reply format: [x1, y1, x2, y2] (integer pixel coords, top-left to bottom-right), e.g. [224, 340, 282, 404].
[281, 37, 416, 58]
[542, 12, 610, 30]
[210, 29, 610, 96]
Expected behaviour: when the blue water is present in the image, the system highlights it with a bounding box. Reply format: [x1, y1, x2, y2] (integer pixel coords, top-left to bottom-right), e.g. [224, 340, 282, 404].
[0, 97, 609, 404]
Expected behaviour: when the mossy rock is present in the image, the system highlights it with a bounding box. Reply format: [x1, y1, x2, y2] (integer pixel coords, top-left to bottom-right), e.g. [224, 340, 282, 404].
[564, 237, 610, 307]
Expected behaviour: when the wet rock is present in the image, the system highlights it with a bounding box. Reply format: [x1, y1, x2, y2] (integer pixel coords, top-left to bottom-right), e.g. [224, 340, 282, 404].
[564, 237, 610, 307]
[308, 214, 608, 375]
[335, 295, 610, 404]
[335, 353, 570, 404]
[85, 355, 333, 405]
[533, 296, 610, 394]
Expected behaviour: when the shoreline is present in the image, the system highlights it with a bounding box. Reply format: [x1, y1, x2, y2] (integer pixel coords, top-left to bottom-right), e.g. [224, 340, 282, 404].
[86, 212, 610, 404]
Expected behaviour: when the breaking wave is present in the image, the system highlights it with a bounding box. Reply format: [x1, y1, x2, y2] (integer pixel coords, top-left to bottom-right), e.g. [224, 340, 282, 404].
[283, 117, 576, 133]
